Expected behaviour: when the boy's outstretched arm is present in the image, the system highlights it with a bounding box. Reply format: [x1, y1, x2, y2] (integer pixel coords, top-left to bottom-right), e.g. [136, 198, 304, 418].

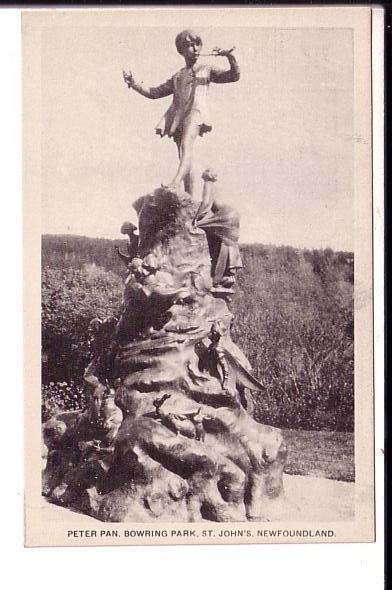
[210, 48, 240, 84]
[123, 70, 173, 99]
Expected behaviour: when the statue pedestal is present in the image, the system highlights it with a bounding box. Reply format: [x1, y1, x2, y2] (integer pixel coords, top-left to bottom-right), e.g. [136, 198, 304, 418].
[42, 187, 287, 522]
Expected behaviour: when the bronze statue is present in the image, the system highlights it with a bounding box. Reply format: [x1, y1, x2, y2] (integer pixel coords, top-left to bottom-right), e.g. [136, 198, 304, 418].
[123, 30, 240, 195]
[153, 393, 197, 439]
[153, 392, 172, 418]
[194, 169, 243, 291]
[42, 34, 288, 523]
[208, 321, 233, 398]
[115, 221, 138, 266]
[191, 407, 205, 442]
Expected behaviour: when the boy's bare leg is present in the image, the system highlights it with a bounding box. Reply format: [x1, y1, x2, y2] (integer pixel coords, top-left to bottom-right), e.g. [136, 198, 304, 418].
[170, 113, 199, 194]
[184, 168, 196, 195]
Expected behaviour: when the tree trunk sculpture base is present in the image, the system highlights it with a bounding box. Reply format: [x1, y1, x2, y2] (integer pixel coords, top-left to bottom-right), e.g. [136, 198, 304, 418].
[42, 186, 287, 522]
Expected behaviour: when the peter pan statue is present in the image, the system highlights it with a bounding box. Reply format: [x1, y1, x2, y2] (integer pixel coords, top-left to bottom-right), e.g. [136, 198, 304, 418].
[123, 29, 240, 195]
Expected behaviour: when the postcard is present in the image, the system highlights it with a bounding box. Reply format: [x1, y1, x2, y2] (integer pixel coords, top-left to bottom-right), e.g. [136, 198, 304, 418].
[23, 6, 379, 547]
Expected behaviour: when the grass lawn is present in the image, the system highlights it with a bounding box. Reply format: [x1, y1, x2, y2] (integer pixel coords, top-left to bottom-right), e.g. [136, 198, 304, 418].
[283, 429, 354, 483]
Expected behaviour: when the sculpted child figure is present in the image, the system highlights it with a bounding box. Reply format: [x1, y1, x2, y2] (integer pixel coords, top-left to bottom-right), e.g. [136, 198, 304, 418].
[123, 30, 240, 195]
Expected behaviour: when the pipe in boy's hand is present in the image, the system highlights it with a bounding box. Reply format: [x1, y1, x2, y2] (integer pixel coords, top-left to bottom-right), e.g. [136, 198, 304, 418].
[212, 46, 236, 56]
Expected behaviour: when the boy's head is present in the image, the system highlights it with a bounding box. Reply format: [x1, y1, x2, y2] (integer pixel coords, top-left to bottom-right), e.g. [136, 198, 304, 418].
[175, 30, 203, 63]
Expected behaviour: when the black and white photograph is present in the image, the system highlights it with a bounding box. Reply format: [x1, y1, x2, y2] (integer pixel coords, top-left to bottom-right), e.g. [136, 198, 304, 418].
[22, 6, 376, 546]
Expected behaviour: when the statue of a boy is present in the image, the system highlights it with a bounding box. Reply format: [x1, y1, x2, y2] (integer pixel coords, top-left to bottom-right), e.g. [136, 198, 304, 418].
[123, 30, 240, 195]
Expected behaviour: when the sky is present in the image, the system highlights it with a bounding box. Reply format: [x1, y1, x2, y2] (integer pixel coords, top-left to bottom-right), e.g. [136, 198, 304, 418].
[41, 25, 354, 250]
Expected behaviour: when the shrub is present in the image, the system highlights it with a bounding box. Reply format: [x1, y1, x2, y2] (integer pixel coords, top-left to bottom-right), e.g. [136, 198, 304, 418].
[42, 264, 123, 386]
[231, 246, 353, 431]
[42, 380, 86, 421]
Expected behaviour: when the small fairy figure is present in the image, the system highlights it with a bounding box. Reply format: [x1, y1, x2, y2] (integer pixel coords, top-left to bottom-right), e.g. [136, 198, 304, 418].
[114, 221, 138, 267]
[194, 169, 243, 290]
[123, 30, 240, 195]
[208, 321, 231, 394]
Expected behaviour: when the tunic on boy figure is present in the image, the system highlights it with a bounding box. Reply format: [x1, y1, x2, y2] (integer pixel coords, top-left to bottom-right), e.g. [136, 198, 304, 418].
[123, 30, 240, 196]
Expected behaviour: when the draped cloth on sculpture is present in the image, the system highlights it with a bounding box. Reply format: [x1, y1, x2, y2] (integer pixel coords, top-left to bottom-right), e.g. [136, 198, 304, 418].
[195, 202, 243, 285]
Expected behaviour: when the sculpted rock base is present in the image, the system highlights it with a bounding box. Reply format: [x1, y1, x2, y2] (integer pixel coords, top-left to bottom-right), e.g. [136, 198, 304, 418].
[42, 186, 287, 522]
